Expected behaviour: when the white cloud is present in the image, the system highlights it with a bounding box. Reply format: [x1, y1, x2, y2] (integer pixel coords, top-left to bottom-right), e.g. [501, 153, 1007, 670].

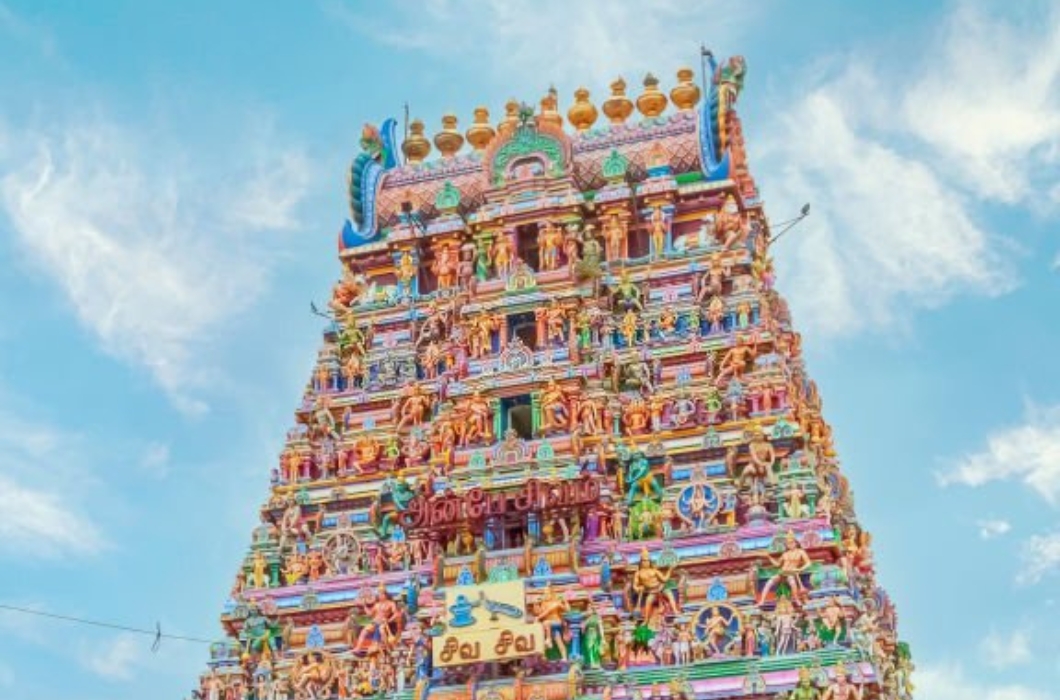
[980, 627, 1033, 669]
[760, 68, 1015, 337]
[0, 474, 106, 558]
[900, 2, 1060, 207]
[940, 403, 1060, 506]
[978, 518, 1012, 540]
[1018, 530, 1060, 585]
[327, 0, 760, 91]
[79, 633, 144, 681]
[0, 117, 312, 414]
[917, 662, 1052, 700]
[138, 442, 171, 479]
[0, 409, 106, 558]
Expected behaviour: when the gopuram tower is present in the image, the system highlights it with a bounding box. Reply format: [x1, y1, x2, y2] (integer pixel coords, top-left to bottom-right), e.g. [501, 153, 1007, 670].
[191, 58, 914, 700]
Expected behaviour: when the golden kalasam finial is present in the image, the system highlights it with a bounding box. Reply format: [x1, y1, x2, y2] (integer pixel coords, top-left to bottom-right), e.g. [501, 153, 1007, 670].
[670, 66, 701, 110]
[498, 99, 520, 136]
[466, 107, 496, 151]
[538, 85, 563, 131]
[636, 72, 668, 118]
[602, 77, 634, 125]
[434, 114, 464, 158]
[402, 118, 431, 164]
[567, 87, 598, 131]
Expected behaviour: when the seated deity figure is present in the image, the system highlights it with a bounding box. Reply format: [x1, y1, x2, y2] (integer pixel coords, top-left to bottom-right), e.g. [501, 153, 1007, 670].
[822, 663, 863, 700]
[539, 380, 570, 433]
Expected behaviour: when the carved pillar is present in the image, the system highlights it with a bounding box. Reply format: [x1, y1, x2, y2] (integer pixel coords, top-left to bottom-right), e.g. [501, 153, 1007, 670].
[534, 308, 547, 350]
[531, 392, 542, 436]
[490, 398, 502, 443]
[473, 231, 494, 282]
[566, 611, 585, 662]
[269, 558, 281, 588]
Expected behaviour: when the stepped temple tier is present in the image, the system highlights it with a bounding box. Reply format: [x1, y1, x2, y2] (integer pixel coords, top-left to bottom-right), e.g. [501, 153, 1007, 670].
[190, 57, 914, 700]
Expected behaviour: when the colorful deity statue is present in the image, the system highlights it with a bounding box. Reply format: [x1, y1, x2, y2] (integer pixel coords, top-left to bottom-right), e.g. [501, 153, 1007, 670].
[433, 244, 458, 290]
[787, 668, 822, 700]
[393, 383, 432, 431]
[544, 298, 568, 346]
[631, 548, 678, 620]
[603, 212, 626, 261]
[536, 584, 571, 661]
[539, 220, 562, 271]
[714, 195, 747, 249]
[583, 600, 606, 668]
[539, 379, 570, 434]
[822, 663, 862, 700]
[758, 531, 813, 605]
[649, 205, 668, 260]
[611, 270, 644, 312]
[396, 250, 417, 298]
[458, 390, 494, 445]
[492, 234, 514, 278]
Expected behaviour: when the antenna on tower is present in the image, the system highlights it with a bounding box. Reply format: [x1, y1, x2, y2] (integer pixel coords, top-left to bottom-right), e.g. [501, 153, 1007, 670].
[768, 203, 811, 245]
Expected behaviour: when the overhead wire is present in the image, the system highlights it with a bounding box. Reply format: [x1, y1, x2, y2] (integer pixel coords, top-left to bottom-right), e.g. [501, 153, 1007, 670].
[0, 603, 214, 651]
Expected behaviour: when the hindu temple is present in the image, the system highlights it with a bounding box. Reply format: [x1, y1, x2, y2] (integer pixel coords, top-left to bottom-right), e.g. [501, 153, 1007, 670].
[190, 55, 914, 700]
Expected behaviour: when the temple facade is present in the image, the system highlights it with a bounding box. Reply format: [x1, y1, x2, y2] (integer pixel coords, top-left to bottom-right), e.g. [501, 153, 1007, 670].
[191, 56, 914, 700]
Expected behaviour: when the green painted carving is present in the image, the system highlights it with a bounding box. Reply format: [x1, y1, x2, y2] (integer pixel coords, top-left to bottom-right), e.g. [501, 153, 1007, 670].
[490, 125, 566, 185]
[435, 180, 461, 211]
[601, 149, 629, 182]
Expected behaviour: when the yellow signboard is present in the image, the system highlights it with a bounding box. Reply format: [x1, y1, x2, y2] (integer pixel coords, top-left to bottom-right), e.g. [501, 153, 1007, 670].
[432, 580, 544, 667]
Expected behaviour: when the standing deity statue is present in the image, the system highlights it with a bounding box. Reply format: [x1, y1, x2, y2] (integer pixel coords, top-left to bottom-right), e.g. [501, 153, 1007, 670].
[758, 531, 813, 605]
[539, 221, 562, 271]
[492, 234, 514, 278]
[396, 250, 418, 297]
[603, 212, 626, 261]
[432, 244, 458, 290]
[649, 206, 668, 260]
[582, 600, 606, 668]
[631, 548, 677, 620]
[536, 584, 571, 661]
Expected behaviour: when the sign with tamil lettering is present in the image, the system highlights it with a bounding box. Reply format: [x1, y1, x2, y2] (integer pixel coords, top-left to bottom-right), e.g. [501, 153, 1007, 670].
[432, 580, 544, 667]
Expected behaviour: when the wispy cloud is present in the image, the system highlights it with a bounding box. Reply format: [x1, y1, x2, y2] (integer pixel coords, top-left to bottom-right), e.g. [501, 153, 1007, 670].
[1018, 530, 1060, 585]
[979, 626, 1033, 669]
[138, 442, 171, 479]
[978, 518, 1012, 540]
[0, 409, 106, 559]
[916, 662, 1052, 700]
[766, 0, 1059, 337]
[759, 66, 1014, 337]
[0, 116, 313, 414]
[900, 1, 1060, 208]
[327, 0, 760, 92]
[939, 403, 1060, 506]
[78, 633, 145, 681]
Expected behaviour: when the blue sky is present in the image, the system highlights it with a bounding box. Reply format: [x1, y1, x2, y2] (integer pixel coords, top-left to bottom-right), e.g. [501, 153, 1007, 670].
[0, 1, 1058, 698]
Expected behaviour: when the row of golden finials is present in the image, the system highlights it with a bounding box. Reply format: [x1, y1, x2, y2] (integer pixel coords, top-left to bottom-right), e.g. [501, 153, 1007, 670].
[403, 68, 703, 162]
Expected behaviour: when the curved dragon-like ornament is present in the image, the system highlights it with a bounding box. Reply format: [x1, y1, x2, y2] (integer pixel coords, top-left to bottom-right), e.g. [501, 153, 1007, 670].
[699, 54, 746, 182]
[341, 117, 398, 250]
